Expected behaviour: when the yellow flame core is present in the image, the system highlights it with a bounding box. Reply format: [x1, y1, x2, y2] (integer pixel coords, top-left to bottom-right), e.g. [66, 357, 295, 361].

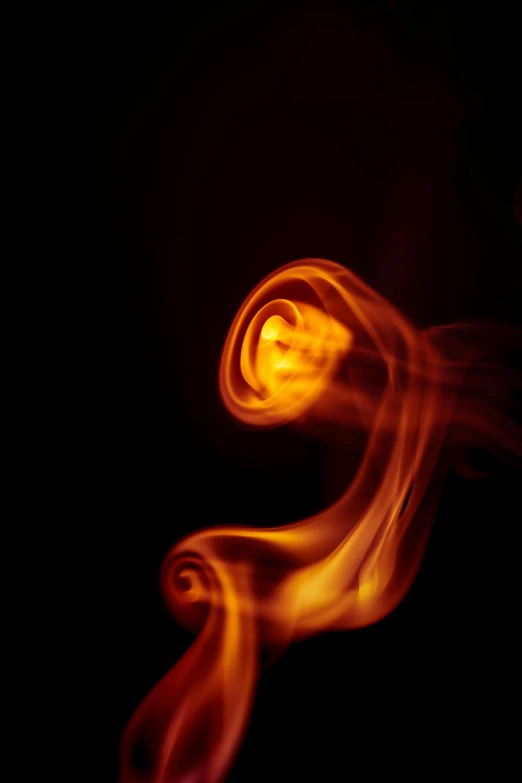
[225, 282, 353, 426]
[120, 259, 521, 783]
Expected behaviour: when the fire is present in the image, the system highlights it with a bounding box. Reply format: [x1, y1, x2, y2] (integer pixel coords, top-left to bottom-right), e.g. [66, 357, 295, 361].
[220, 273, 353, 427]
[120, 259, 521, 782]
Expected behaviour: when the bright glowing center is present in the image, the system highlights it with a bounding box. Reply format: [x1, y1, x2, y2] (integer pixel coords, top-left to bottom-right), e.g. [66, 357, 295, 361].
[261, 315, 287, 342]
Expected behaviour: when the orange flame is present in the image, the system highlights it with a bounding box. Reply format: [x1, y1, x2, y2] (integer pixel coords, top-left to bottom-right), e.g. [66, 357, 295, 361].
[120, 259, 521, 783]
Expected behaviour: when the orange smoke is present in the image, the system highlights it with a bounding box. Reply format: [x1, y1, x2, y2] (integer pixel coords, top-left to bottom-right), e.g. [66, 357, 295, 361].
[120, 259, 521, 783]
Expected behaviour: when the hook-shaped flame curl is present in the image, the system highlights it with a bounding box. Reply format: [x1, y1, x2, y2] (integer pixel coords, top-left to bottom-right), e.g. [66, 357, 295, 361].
[120, 259, 521, 783]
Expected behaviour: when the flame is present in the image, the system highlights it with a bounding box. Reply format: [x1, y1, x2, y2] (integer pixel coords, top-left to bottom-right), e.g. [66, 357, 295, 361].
[120, 259, 521, 783]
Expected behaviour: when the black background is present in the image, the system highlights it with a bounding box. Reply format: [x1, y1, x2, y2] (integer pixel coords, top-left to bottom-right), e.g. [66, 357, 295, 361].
[83, 1, 521, 780]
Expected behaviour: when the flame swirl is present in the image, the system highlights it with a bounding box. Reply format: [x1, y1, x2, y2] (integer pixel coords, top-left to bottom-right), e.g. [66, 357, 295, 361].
[219, 261, 355, 426]
[120, 258, 521, 783]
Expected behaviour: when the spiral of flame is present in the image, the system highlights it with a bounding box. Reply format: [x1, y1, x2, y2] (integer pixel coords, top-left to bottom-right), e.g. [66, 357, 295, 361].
[161, 552, 217, 634]
[219, 260, 356, 426]
[120, 258, 521, 783]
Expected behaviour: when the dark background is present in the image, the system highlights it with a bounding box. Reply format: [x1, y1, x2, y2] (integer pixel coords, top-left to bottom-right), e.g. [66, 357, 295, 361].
[83, 1, 521, 780]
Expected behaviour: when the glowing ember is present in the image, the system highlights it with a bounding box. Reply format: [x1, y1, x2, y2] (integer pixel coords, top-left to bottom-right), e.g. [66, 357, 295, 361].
[120, 258, 521, 783]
